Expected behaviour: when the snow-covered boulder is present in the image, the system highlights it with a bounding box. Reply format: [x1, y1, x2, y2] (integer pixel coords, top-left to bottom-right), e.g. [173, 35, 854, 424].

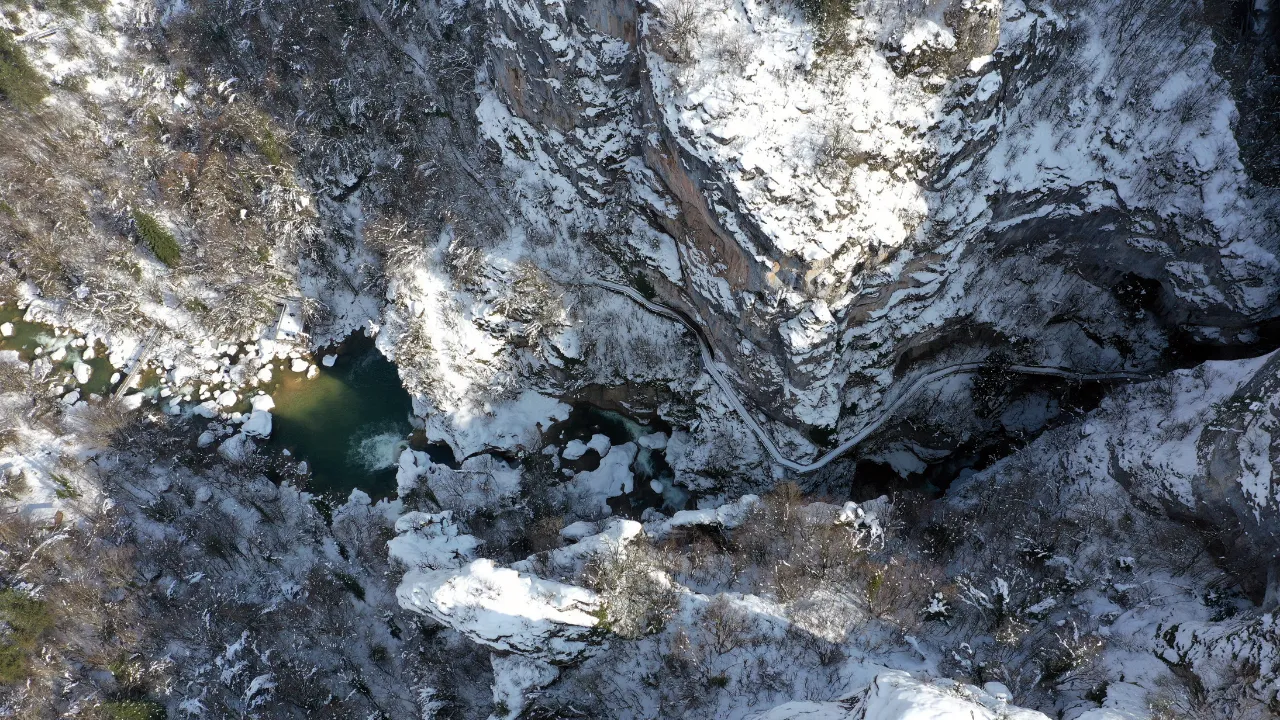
[72, 361, 91, 385]
[241, 394, 274, 438]
[561, 439, 589, 461]
[391, 510, 605, 661]
[387, 511, 481, 571]
[559, 520, 598, 541]
[637, 432, 668, 450]
[513, 518, 643, 578]
[397, 558, 602, 662]
[218, 432, 255, 463]
[750, 671, 1051, 720]
[585, 433, 611, 457]
[648, 494, 761, 536]
[396, 449, 521, 513]
[241, 410, 272, 438]
[564, 442, 637, 516]
[490, 654, 558, 720]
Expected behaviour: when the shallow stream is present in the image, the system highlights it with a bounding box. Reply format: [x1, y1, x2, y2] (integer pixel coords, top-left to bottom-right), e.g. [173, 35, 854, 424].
[0, 306, 116, 397]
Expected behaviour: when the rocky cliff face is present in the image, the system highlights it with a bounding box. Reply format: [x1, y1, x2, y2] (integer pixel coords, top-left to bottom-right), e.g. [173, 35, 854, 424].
[146, 0, 1280, 559]
[470, 0, 1280, 596]
[481, 0, 1280, 435]
[5, 0, 1280, 716]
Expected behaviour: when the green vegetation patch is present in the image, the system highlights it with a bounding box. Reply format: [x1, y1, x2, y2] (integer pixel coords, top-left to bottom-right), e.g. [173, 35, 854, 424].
[0, 27, 48, 110]
[45, 0, 107, 17]
[51, 473, 80, 499]
[131, 210, 181, 267]
[0, 589, 51, 684]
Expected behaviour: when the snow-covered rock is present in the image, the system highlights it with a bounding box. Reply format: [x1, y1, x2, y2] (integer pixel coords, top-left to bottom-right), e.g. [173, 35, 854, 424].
[585, 433, 611, 457]
[750, 671, 1051, 720]
[489, 654, 558, 720]
[649, 494, 761, 535]
[637, 432, 668, 450]
[241, 410, 272, 438]
[397, 558, 601, 662]
[559, 520, 598, 541]
[561, 439, 589, 461]
[396, 450, 522, 514]
[514, 518, 643, 578]
[387, 511, 481, 571]
[72, 361, 92, 385]
[218, 432, 255, 463]
[564, 441, 638, 516]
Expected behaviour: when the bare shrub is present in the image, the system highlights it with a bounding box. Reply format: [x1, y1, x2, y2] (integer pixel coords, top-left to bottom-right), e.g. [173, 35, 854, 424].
[655, 0, 706, 62]
[444, 239, 487, 289]
[493, 260, 565, 350]
[814, 121, 870, 180]
[364, 213, 430, 270]
[708, 28, 756, 75]
[728, 483, 871, 601]
[700, 595, 756, 655]
[582, 538, 679, 639]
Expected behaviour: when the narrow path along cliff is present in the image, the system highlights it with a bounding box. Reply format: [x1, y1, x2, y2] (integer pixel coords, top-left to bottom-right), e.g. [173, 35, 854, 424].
[581, 277, 1156, 473]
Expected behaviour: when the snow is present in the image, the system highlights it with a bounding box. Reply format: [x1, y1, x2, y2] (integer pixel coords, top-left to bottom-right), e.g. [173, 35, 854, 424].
[745, 672, 1052, 720]
[241, 410, 272, 438]
[561, 439, 589, 461]
[638, 432, 668, 450]
[559, 520, 598, 541]
[649, 494, 761, 535]
[853, 671, 1049, 720]
[71, 361, 91, 385]
[321, 354, 337, 367]
[900, 20, 956, 55]
[387, 510, 481, 570]
[217, 432, 255, 463]
[514, 518, 642, 578]
[397, 558, 601, 662]
[563, 441, 638, 516]
[0, 323, 12, 337]
[489, 654, 559, 720]
[586, 433, 611, 457]
[396, 449, 522, 513]
[425, 390, 570, 459]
